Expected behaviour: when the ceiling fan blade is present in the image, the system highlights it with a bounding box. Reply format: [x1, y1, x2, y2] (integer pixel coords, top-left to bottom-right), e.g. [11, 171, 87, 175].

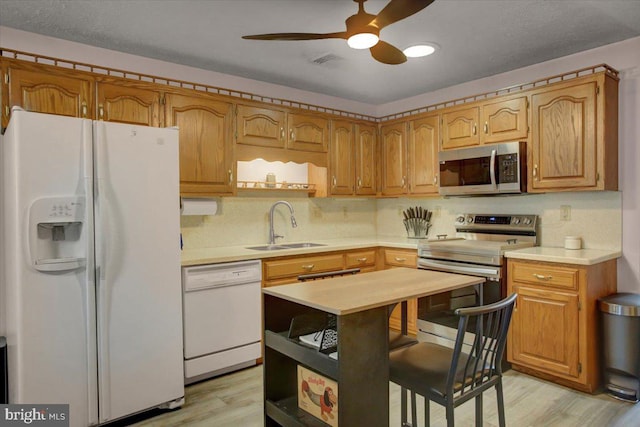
[242, 32, 347, 41]
[370, 0, 435, 30]
[370, 40, 407, 65]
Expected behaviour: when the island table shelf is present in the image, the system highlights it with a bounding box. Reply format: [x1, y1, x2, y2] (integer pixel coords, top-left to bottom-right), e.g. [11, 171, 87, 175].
[262, 267, 484, 427]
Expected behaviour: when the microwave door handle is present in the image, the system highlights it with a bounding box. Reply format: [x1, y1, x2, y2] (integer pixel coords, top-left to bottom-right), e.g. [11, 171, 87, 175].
[490, 149, 497, 189]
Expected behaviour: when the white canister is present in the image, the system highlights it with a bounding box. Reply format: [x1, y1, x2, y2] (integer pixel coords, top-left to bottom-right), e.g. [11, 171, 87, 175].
[265, 172, 276, 188]
[564, 236, 582, 250]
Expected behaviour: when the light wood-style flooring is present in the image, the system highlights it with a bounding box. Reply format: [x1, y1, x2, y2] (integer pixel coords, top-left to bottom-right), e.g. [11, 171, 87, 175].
[128, 365, 640, 426]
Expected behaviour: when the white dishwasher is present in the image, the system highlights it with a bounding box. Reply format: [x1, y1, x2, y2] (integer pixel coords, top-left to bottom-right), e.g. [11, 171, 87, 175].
[182, 259, 262, 384]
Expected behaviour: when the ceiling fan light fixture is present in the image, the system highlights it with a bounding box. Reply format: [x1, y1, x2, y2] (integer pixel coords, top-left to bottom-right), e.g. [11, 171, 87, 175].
[403, 43, 437, 58]
[347, 32, 379, 49]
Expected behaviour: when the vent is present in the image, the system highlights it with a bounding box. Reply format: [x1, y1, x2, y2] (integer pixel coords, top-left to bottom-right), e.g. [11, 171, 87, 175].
[310, 53, 342, 65]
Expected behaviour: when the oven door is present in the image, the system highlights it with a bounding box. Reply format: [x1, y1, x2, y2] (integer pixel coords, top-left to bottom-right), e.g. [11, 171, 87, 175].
[416, 258, 504, 348]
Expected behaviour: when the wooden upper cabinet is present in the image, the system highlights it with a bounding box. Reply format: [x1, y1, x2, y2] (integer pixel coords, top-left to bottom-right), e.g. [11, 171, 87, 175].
[165, 93, 234, 196]
[7, 66, 93, 121]
[408, 115, 439, 195]
[531, 80, 598, 191]
[235, 104, 286, 148]
[96, 82, 161, 126]
[441, 106, 479, 149]
[329, 120, 355, 195]
[480, 96, 528, 144]
[286, 112, 329, 152]
[355, 123, 377, 196]
[380, 121, 408, 196]
[442, 97, 528, 149]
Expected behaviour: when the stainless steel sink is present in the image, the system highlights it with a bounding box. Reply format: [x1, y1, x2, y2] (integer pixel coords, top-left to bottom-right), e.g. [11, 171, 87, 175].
[280, 242, 327, 249]
[245, 242, 326, 251]
[245, 245, 289, 251]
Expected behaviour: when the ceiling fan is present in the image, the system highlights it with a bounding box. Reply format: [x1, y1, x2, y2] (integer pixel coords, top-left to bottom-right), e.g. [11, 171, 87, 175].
[242, 0, 435, 65]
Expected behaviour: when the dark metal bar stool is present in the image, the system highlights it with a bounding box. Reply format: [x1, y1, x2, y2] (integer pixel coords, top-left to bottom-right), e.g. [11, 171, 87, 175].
[389, 293, 517, 427]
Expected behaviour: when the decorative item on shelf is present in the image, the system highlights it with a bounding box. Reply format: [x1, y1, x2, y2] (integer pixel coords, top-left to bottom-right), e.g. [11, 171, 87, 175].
[402, 206, 432, 239]
[265, 172, 276, 188]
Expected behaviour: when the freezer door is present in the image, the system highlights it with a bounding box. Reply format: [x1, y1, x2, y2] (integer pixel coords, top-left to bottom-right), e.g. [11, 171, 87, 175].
[93, 121, 183, 423]
[1, 110, 98, 427]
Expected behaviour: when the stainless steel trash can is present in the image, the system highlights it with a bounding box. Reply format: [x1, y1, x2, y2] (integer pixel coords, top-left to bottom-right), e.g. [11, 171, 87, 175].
[600, 293, 640, 403]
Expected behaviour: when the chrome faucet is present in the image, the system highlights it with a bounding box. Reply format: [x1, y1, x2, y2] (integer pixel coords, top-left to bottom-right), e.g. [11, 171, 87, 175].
[269, 201, 297, 245]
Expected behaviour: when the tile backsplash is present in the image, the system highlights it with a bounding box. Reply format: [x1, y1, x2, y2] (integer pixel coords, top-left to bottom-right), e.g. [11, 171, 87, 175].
[181, 191, 621, 251]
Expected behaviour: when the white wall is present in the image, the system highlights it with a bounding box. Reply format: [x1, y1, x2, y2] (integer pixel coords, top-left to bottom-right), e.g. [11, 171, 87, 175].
[1, 27, 637, 292]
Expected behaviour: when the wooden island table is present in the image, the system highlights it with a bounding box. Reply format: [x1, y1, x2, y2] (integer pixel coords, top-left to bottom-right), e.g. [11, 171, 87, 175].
[262, 267, 485, 427]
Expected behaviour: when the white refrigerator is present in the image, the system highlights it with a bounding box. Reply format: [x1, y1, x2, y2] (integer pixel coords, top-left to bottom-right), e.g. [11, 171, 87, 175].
[0, 109, 184, 426]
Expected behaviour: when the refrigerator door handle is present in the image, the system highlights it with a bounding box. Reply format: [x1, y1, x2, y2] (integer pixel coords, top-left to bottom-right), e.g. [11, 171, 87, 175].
[93, 122, 112, 422]
[82, 120, 99, 426]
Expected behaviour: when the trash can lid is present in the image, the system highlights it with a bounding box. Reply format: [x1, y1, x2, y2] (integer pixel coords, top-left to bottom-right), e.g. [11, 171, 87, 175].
[599, 293, 640, 316]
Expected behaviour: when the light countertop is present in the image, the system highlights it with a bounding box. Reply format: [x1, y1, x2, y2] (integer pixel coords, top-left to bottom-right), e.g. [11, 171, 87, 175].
[181, 236, 423, 266]
[505, 246, 621, 265]
[263, 268, 484, 315]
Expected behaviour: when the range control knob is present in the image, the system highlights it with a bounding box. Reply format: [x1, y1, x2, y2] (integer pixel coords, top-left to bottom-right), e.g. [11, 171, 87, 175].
[523, 217, 532, 225]
[466, 215, 474, 224]
[512, 217, 521, 225]
[456, 215, 465, 224]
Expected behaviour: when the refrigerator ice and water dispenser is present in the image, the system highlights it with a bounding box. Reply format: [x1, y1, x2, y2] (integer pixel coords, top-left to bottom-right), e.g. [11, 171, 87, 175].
[29, 196, 86, 272]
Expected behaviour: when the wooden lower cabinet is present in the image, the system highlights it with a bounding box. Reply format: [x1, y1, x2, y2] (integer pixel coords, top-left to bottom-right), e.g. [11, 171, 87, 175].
[382, 248, 418, 336]
[507, 258, 617, 393]
[262, 248, 377, 287]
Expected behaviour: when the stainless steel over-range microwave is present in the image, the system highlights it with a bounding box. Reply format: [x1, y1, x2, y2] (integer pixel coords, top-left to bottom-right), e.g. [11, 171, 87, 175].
[438, 141, 527, 196]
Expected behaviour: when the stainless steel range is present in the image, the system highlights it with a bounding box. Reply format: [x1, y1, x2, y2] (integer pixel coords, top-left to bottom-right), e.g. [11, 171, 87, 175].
[416, 213, 537, 349]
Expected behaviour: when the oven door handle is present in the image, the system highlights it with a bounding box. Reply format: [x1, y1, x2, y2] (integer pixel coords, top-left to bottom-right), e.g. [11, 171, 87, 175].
[490, 149, 497, 189]
[418, 258, 501, 279]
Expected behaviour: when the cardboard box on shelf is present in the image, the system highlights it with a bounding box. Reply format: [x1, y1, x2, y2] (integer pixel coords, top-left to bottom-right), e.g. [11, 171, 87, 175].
[297, 365, 338, 426]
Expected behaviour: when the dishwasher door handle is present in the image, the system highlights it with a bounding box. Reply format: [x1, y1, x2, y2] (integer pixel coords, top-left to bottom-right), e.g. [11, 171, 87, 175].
[184, 280, 258, 292]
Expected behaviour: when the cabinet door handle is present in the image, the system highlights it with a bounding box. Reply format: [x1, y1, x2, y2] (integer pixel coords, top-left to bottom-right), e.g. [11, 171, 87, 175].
[401, 176, 406, 188]
[280, 127, 285, 141]
[81, 101, 88, 118]
[357, 177, 362, 188]
[395, 257, 407, 262]
[533, 164, 538, 180]
[98, 104, 104, 120]
[301, 264, 315, 271]
[357, 257, 368, 263]
[290, 129, 295, 141]
[228, 169, 233, 184]
[433, 175, 438, 185]
[332, 176, 337, 187]
[484, 122, 488, 134]
[532, 273, 553, 281]
[472, 123, 477, 135]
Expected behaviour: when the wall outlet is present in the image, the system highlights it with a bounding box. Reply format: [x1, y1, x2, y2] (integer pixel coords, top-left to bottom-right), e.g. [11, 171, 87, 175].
[560, 205, 571, 221]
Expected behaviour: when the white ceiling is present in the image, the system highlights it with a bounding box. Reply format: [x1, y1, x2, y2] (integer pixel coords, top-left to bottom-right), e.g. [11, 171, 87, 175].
[1, 0, 639, 104]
